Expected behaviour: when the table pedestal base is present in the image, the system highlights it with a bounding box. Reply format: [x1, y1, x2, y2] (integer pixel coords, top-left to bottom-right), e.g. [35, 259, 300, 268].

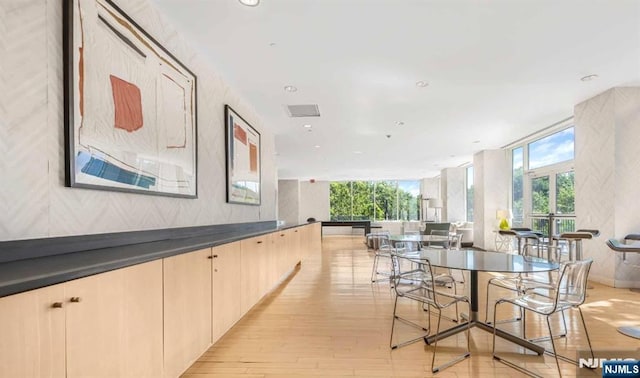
[423, 317, 545, 355]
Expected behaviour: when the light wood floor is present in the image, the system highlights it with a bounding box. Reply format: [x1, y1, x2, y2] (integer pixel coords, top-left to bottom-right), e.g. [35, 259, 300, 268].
[184, 236, 640, 377]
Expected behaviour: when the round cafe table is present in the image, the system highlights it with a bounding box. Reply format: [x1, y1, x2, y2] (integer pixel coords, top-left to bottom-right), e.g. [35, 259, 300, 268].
[395, 247, 558, 355]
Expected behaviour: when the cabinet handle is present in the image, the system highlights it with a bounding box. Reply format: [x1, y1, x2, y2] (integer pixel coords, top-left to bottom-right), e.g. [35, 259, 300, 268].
[214, 269, 218, 272]
[257, 241, 263, 244]
[295, 230, 298, 233]
[52, 302, 63, 308]
[280, 234, 285, 237]
[213, 254, 218, 258]
[207, 256, 213, 259]
[70, 297, 81, 303]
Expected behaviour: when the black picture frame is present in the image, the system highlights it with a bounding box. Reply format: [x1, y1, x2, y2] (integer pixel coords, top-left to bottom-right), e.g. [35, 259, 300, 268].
[225, 105, 261, 205]
[63, 0, 198, 198]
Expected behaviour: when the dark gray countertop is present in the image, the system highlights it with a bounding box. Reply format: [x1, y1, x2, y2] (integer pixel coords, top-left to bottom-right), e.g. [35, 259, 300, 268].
[0, 222, 314, 298]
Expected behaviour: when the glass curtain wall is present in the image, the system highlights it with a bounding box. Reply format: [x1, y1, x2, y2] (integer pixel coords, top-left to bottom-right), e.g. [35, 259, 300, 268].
[512, 147, 524, 227]
[329, 180, 420, 221]
[510, 125, 575, 236]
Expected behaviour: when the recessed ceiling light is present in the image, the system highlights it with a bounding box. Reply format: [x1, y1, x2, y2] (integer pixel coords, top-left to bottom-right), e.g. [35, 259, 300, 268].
[472, 140, 480, 144]
[284, 85, 297, 92]
[303, 124, 312, 128]
[580, 74, 599, 82]
[239, 0, 260, 7]
[353, 151, 363, 154]
[314, 145, 320, 148]
[416, 81, 429, 87]
[395, 121, 404, 126]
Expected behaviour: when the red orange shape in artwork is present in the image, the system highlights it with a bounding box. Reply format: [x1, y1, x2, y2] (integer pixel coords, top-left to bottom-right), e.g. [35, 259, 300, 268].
[110, 75, 143, 132]
[234, 123, 247, 145]
[249, 143, 258, 173]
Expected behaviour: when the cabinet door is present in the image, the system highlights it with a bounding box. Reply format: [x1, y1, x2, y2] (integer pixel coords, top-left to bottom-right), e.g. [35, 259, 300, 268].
[163, 248, 213, 378]
[310, 222, 322, 255]
[240, 235, 268, 314]
[65, 260, 163, 378]
[273, 230, 289, 279]
[212, 242, 242, 342]
[0, 284, 65, 378]
[287, 228, 302, 267]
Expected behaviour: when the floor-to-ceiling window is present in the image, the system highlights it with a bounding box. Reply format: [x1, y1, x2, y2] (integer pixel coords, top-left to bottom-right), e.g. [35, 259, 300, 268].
[511, 147, 524, 227]
[329, 180, 421, 221]
[510, 124, 575, 236]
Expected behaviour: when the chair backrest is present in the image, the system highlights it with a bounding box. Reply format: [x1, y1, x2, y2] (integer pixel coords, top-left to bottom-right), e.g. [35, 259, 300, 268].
[390, 253, 447, 308]
[427, 230, 451, 249]
[423, 222, 451, 236]
[450, 233, 463, 250]
[401, 230, 421, 251]
[366, 231, 391, 251]
[554, 259, 593, 308]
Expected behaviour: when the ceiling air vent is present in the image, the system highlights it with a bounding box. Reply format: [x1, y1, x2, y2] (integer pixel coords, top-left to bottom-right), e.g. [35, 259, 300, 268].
[285, 104, 321, 117]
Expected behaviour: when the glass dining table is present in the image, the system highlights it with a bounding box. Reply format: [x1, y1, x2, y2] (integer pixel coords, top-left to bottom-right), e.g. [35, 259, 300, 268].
[390, 245, 559, 355]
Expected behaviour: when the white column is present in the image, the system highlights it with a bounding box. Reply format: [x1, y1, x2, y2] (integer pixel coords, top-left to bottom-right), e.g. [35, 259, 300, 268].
[473, 150, 510, 251]
[575, 87, 640, 287]
[440, 167, 466, 223]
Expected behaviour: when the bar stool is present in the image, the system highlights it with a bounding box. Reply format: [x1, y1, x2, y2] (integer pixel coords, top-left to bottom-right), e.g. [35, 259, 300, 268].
[605, 237, 640, 339]
[557, 229, 599, 261]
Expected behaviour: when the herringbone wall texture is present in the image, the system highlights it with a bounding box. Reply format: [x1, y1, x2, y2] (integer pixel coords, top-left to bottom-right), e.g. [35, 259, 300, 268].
[0, 0, 277, 242]
[473, 149, 510, 251]
[277, 180, 299, 226]
[441, 167, 466, 223]
[575, 87, 640, 287]
[299, 181, 329, 224]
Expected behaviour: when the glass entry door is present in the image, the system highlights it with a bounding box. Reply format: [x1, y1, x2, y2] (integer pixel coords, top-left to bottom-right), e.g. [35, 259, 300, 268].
[526, 170, 575, 236]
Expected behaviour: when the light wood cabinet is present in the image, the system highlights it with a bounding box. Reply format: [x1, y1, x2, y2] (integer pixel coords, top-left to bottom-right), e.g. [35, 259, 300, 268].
[212, 242, 242, 342]
[163, 248, 213, 378]
[309, 222, 322, 256]
[65, 260, 164, 378]
[0, 284, 66, 378]
[287, 228, 302, 268]
[0, 223, 323, 378]
[240, 235, 269, 314]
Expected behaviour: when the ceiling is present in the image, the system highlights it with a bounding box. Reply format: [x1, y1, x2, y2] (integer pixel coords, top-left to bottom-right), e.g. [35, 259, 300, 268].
[151, 0, 640, 181]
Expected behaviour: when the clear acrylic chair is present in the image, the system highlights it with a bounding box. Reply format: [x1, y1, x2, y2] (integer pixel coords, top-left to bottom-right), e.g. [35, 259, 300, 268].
[485, 244, 561, 325]
[428, 230, 465, 284]
[403, 230, 422, 252]
[369, 232, 393, 283]
[492, 259, 595, 378]
[389, 252, 471, 373]
[427, 229, 451, 249]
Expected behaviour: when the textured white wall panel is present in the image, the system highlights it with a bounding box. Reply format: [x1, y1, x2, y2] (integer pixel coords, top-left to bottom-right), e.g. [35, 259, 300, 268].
[612, 88, 640, 285]
[421, 177, 440, 221]
[575, 87, 640, 287]
[441, 167, 466, 222]
[299, 180, 329, 223]
[0, 0, 277, 242]
[277, 180, 299, 226]
[473, 150, 509, 251]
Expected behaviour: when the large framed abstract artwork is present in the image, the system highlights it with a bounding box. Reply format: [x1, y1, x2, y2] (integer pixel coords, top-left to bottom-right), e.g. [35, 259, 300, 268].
[225, 105, 261, 205]
[63, 0, 197, 198]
